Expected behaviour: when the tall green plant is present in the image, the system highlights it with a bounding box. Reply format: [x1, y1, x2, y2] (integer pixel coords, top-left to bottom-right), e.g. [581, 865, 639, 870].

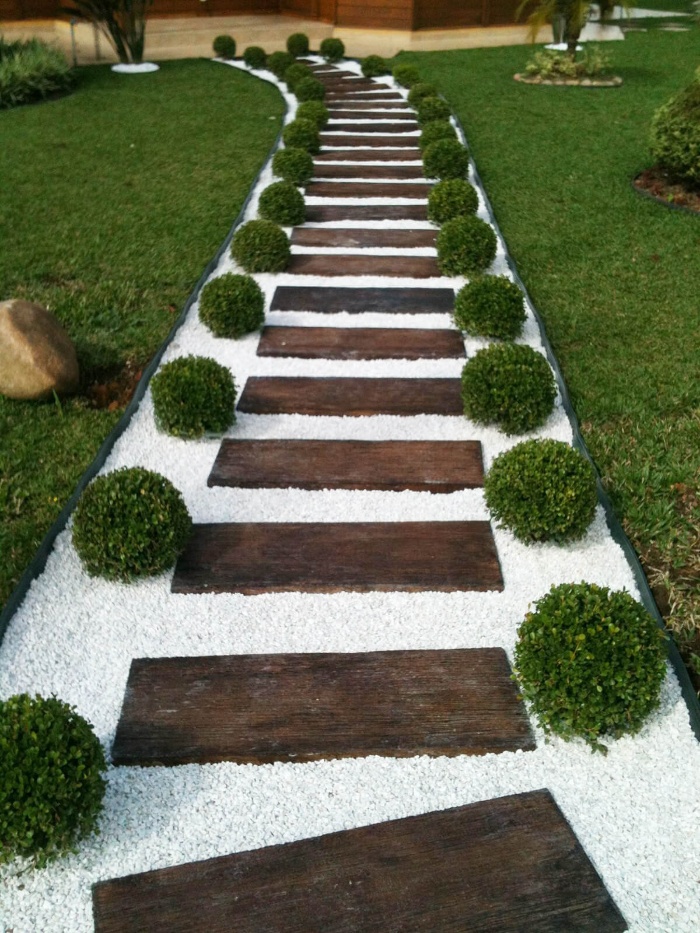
[517, 0, 628, 60]
[64, 0, 154, 65]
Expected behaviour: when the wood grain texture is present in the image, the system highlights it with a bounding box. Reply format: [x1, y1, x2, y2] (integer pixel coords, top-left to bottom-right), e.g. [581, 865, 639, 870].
[324, 100, 411, 110]
[171, 521, 503, 594]
[312, 163, 425, 179]
[328, 110, 416, 121]
[315, 148, 421, 161]
[305, 204, 428, 221]
[291, 227, 435, 247]
[325, 122, 419, 134]
[207, 439, 480, 491]
[256, 325, 461, 360]
[93, 789, 628, 933]
[287, 254, 440, 278]
[270, 285, 453, 314]
[320, 134, 421, 148]
[325, 91, 404, 101]
[306, 181, 430, 198]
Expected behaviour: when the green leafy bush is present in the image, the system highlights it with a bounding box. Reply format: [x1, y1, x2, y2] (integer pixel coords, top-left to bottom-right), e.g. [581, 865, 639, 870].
[362, 55, 389, 78]
[258, 180, 305, 226]
[419, 120, 457, 151]
[453, 275, 526, 339]
[282, 118, 321, 153]
[407, 82, 437, 106]
[392, 63, 421, 88]
[284, 62, 312, 90]
[436, 215, 497, 276]
[286, 32, 310, 57]
[295, 76, 326, 102]
[514, 582, 667, 749]
[72, 467, 192, 580]
[524, 47, 611, 80]
[416, 96, 452, 125]
[485, 439, 597, 542]
[423, 138, 470, 180]
[427, 178, 478, 225]
[650, 76, 700, 189]
[460, 343, 556, 434]
[320, 37, 344, 63]
[272, 146, 314, 185]
[0, 38, 73, 110]
[231, 219, 290, 273]
[199, 273, 265, 339]
[151, 355, 236, 439]
[296, 100, 329, 128]
[0, 694, 106, 867]
[267, 50, 295, 79]
[243, 45, 266, 69]
[212, 35, 236, 60]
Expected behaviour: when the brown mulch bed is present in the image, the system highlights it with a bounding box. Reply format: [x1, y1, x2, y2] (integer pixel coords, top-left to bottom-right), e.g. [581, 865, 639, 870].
[634, 166, 700, 214]
[85, 359, 143, 411]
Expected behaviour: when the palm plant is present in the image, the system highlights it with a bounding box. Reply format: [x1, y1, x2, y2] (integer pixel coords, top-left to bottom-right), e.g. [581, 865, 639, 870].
[517, 0, 627, 60]
[64, 0, 154, 65]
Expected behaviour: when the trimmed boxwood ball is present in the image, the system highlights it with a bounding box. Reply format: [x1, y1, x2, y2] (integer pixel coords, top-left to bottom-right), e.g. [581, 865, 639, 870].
[267, 50, 295, 79]
[423, 137, 470, 180]
[484, 439, 597, 543]
[650, 76, 700, 189]
[419, 119, 457, 152]
[453, 274, 526, 339]
[392, 63, 421, 88]
[213, 35, 236, 60]
[296, 100, 329, 128]
[272, 146, 314, 185]
[284, 62, 312, 90]
[460, 343, 556, 435]
[514, 582, 667, 750]
[416, 96, 452, 125]
[286, 32, 310, 57]
[320, 37, 344, 62]
[407, 82, 437, 106]
[231, 219, 291, 273]
[427, 178, 478, 225]
[0, 693, 107, 867]
[151, 356, 237, 439]
[295, 76, 326, 102]
[282, 118, 320, 153]
[258, 180, 305, 226]
[199, 273, 264, 338]
[72, 467, 192, 580]
[362, 55, 388, 78]
[243, 45, 266, 69]
[436, 215, 497, 276]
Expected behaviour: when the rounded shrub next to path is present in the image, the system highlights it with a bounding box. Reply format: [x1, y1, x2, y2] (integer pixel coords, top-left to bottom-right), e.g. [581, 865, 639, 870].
[427, 178, 478, 225]
[231, 219, 290, 273]
[212, 35, 236, 60]
[650, 76, 700, 189]
[266, 51, 295, 79]
[362, 55, 389, 78]
[296, 100, 329, 128]
[423, 138, 470, 180]
[408, 83, 437, 106]
[417, 96, 452, 125]
[284, 62, 312, 91]
[199, 272, 265, 339]
[282, 118, 321, 154]
[453, 275, 526, 339]
[272, 147, 314, 186]
[419, 120, 457, 152]
[295, 77, 326, 102]
[243, 46, 266, 69]
[392, 63, 421, 88]
[436, 215, 497, 276]
[151, 356, 237, 439]
[286, 32, 310, 58]
[258, 180, 305, 226]
[320, 37, 344, 63]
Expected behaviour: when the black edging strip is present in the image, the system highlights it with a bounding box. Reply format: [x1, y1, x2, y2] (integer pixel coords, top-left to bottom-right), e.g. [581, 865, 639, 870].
[631, 173, 700, 218]
[0, 63, 285, 647]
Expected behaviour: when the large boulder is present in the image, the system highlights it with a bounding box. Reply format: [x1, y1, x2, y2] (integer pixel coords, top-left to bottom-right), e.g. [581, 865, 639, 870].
[0, 299, 79, 401]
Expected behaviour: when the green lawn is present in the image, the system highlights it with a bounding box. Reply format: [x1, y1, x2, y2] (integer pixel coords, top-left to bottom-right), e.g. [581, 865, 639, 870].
[0, 59, 284, 610]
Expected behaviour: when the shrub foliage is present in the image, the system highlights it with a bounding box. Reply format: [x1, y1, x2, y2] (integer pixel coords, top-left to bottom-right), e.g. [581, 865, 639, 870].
[436, 215, 497, 276]
[272, 146, 314, 185]
[231, 219, 291, 273]
[258, 180, 305, 226]
[423, 137, 470, 180]
[295, 76, 326, 102]
[267, 51, 295, 79]
[296, 100, 329, 128]
[453, 274, 526, 339]
[286, 32, 310, 57]
[392, 63, 421, 88]
[282, 118, 321, 153]
[212, 35, 236, 60]
[416, 96, 452, 125]
[650, 76, 700, 189]
[408, 83, 437, 106]
[243, 46, 266, 69]
[199, 273, 264, 339]
[0, 38, 73, 110]
[151, 356, 237, 439]
[419, 120, 457, 151]
[362, 55, 389, 78]
[427, 178, 478, 225]
[284, 62, 312, 90]
[320, 38, 345, 62]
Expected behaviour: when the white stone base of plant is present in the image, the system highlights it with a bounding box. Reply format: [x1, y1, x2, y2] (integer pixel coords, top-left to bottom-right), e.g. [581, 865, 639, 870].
[111, 63, 160, 74]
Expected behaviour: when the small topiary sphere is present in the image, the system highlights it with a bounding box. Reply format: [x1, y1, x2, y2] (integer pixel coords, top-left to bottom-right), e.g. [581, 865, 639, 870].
[282, 118, 321, 153]
[392, 63, 421, 88]
[650, 77, 700, 189]
[453, 275, 526, 339]
[295, 76, 326, 102]
[267, 50, 295, 79]
[296, 100, 329, 128]
[231, 219, 291, 273]
[284, 62, 312, 90]
[72, 467, 192, 580]
[213, 35, 236, 60]
[514, 582, 667, 749]
[408, 82, 437, 106]
[460, 343, 556, 435]
[423, 138, 470, 180]
[243, 45, 266, 69]
[485, 439, 597, 542]
[258, 180, 305, 226]
[436, 215, 497, 276]
[416, 96, 452, 125]
[272, 146, 314, 185]
[362, 55, 389, 78]
[286, 32, 310, 57]
[320, 37, 344, 63]
[199, 273, 265, 338]
[151, 356, 237, 439]
[0, 693, 107, 867]
[419, 120, 457, 152]
[427, 178, 478, 225]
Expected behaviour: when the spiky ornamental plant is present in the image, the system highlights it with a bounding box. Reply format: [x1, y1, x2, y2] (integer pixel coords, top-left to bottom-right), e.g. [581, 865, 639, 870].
[516, 0, 630, 61]
[63, 0, 154, 65]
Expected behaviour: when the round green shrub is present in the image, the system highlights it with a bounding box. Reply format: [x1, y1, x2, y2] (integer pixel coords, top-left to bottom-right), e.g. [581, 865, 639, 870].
[0, 694, 106, 867]
[427, 178, 478, 225]
[0, 38, 74, 110]
[267, 50, 295, 79]
[286, 32, 310, 57]
[212, 35, 236, 60]
[282, 118, 321, 154]
[151, 356, 237, 439]
[453, 274, 526, 339]
[514, 582, 667, 749]
[423, 138, 470, 180]
[460, 343, 556, 435]
[392, 63, 421, 88]
[295, 76, 326, 102]
[272, 146, 314, 185]
[650, 77, 700, 189]
[484, 439, 597, 542]
[72, 467, 192, 580]
[407, 82, 437, 106]
[320, 37, 345, 63]
[416, 96, 452, 125]
[243, 45, 266, 69]
[419, 120, 457, 152]
[436, 215, 497, 276]
[231, 219, 291, 273]
[296, 100, 329, 128]
[199, 273, 265, 339]
[362, 55, 389, 78]
[284, 62, 312, 90]
[258, 180, 305, 226]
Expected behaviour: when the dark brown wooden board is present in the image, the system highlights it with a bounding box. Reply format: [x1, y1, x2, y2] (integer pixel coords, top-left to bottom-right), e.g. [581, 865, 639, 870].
[270, 285, 454, 314]
[110, 648, 533, 767]
[306, 204, 428, 221]
[208, 439, 480, 491]
[328, 110, 416, 121]
[287, 255, 440, 278]
[320, 134, 420, 148]
[324, 100, 412, 110]
[326, 91, 404, 100]
[171, 521, 503, 594]
[315, 149, 422, 161]
[312, 163, 424, 179]
[256, 326, 463, 360]
[237, 376, 462, 416]
[291, 228, 436, 248]
[326, 122, 419, 134]
[92, 789, 628, 933]
[306, 181, 430, 199]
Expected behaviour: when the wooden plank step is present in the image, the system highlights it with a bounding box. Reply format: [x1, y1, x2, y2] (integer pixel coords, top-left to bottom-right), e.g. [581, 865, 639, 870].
[327, 122, 419, 134]
[326, 91, 404, 100]
[312, 163, 424, 179]
[291, 228, 436, 248]
[306, 204, 428, 222]
[171, 521, 503, 594]
[110, 648, 532, 767]
[321, 134, 419, 148]
[257, 325, 462, 360]
[315, 149, 421, 162]
[208, 439, 479, 490]
[327, 100, 412, 110]
[306, 181, 430, 199]
[270, 285, 454, 314]
[92, 789, 628, 933]
[287, 255, 440, 278]
[237, 376, 462, 415]
[328, 110, 417, 121]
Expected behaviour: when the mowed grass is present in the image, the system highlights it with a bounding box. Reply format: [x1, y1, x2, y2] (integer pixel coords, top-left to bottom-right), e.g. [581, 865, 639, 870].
[400, 29, 700, 682]
[0, 59, 284, 610]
